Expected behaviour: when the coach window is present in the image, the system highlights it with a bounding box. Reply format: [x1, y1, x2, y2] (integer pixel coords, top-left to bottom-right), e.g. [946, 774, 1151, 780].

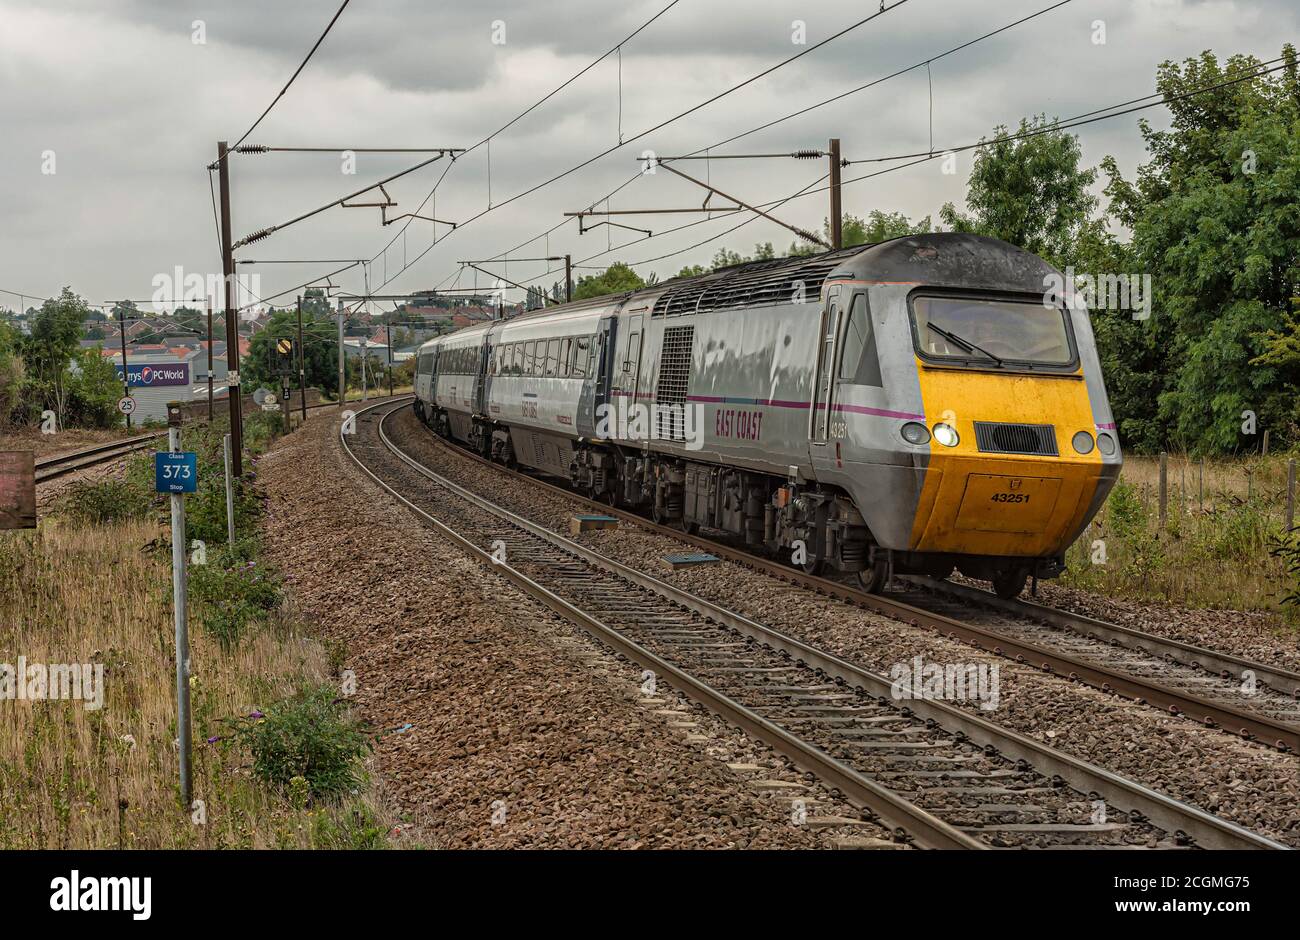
[572, 336, 588, 378]
[522, 341, 534, 375]
[838, 293, 883, 387]
[545, 339, 560, 376]
[559, 338, 572, 376]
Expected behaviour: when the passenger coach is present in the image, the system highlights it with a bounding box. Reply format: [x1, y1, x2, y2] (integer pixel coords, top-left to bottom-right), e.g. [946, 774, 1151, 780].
[414, 233, 1122, 598]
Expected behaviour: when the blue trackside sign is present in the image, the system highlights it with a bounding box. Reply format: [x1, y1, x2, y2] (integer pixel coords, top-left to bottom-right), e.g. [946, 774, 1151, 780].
[155, 452, 197, 493]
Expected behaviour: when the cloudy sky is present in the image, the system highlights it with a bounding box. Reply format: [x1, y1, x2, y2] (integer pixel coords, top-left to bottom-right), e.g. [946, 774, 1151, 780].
[0, 0, 1295, 312]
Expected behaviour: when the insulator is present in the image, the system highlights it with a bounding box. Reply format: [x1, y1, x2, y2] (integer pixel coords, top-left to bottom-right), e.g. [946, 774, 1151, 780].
[792, 149, 823, 159]
[244, 228, 273, 244]
[235, 145, 269, 154]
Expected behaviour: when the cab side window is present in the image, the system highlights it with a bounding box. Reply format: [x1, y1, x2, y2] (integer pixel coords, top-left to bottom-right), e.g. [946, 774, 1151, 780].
[838, 292, 883, 387]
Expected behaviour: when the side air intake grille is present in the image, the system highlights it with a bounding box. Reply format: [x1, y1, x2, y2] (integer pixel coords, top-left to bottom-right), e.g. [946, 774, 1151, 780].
[973, 422, 1058, 456]
[651, 245, 865, 318]
[654, 325, 694, 441]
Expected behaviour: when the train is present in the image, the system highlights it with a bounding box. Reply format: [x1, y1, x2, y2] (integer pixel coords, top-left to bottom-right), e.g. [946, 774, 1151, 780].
[413, 232, 1122, 598]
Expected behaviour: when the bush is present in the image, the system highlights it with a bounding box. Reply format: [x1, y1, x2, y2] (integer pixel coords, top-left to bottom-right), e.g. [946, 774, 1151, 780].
[1104, 480, 1147, 540]
[189, 542, 282, 650]
[59, 477, 152, 525]
[1272, 531, 1300, 611]
[243, 410, 285, 452]
[223, 685, 371, 800]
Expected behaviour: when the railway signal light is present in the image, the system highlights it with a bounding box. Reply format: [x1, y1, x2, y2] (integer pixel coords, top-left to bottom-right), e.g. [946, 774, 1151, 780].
[271, 336, 295, 376]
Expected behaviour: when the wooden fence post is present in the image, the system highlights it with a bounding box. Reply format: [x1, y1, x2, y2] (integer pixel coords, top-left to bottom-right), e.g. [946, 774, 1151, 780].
[1158, 452, 1168, 528]
[1287, 458, 1296, 531]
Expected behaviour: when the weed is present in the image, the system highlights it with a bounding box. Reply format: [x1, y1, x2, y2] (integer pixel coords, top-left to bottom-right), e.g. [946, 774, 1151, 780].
[222, 685, 372, 801]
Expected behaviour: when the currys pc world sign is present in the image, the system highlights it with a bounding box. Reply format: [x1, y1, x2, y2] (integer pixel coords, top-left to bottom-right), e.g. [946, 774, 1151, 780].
[115, 363, 191, 388]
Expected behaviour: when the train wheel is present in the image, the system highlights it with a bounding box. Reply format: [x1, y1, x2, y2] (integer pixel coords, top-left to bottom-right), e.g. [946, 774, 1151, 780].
[992, 568, 1028, 600]
[678, 518, 699, 536]
[795, 556, 826, 577]
[857, 558, 889, 594]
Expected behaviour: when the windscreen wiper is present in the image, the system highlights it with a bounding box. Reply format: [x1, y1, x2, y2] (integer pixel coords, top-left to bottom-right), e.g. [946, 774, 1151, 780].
[927, 322, 1004, 365]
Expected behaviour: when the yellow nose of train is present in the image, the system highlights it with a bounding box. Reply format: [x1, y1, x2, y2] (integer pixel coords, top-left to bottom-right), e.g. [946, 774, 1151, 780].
[908, 366, 1106, 559]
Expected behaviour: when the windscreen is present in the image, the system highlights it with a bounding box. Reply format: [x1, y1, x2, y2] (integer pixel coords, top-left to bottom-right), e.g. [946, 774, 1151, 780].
[911, 295, 1073, 367]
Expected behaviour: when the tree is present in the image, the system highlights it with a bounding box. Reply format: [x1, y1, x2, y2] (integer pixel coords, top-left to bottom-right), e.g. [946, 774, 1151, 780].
[302, 288, 332, 319]
[241, 308, 340, 397]
[789, 210, 932, 256]
[0, 319, 22, 426]
[572, 262, 645, 301]
[21, 287, 87, 425]
[1101, 46, 1300, 453]
[939, 115, 1097, 269]
[65, 347, 124, 429]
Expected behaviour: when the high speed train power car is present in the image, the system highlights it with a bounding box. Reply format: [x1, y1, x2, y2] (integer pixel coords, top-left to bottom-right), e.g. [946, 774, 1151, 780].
[413, 233, 1122, 598]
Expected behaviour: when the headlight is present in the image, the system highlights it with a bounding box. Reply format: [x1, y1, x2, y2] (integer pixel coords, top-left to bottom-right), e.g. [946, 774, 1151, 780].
[1097, 432, 1116, 456]
[1072, 430, 1095, 454]
[932, 423, 959, 447]
[900, 422, 930, 445]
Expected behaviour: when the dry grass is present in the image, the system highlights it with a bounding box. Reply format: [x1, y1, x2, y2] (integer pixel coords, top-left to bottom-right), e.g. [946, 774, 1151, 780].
[1062, 454, 1297, 619]
[1120, 453, 1297, 511]
[0, 517, 395, 849]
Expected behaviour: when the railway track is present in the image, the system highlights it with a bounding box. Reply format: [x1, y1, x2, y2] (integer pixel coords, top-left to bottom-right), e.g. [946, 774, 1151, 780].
[899, 577, 1300, 750]
[31, 395, 404, 486]
[34, 433, 167, 483]
[398, 405, 1300, 754]
[343, 398, 1284, 850]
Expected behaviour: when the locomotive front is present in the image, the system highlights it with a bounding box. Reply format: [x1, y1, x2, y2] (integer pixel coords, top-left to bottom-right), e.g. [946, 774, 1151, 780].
[822, 235, 1122, 598]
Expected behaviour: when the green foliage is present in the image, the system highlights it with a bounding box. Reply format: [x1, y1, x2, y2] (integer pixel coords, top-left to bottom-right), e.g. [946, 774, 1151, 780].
[223, 685, 372, 800]
[58, 478, 152, 526]
[64, 347, 124, 430]
[939, 115, 1097, 269]
[572, 262, 646, 301]
[241, 308, 338, 396]
[1272, 530, 1300, 609]
[19, 287, 88, 424]
[1100, 46, 1300, 454]
[189, 538, 282, 650]
[0, 319, 22, 425]
[789, 211, 933, 257]
[1103, 480, 1147, 540]
[242, 410, 284, 454]
[309, 802, 389, 850]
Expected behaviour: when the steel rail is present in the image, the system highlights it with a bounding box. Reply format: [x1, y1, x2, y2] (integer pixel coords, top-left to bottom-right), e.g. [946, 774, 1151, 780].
[405, 409, 1300, 753]
[906, 576, 1300, 700]
[368, 400, 1285, 850]
[29, 394, 407, 485]
[342, 398, 980, 850]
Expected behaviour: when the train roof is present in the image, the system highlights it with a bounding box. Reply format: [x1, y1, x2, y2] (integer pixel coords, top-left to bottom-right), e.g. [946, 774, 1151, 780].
[417, 233, 1055, 340]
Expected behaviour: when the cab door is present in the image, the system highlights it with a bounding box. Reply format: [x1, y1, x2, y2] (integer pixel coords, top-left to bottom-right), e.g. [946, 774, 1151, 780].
[809, 285, 843, 447]
[613, 312, 644, 413]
